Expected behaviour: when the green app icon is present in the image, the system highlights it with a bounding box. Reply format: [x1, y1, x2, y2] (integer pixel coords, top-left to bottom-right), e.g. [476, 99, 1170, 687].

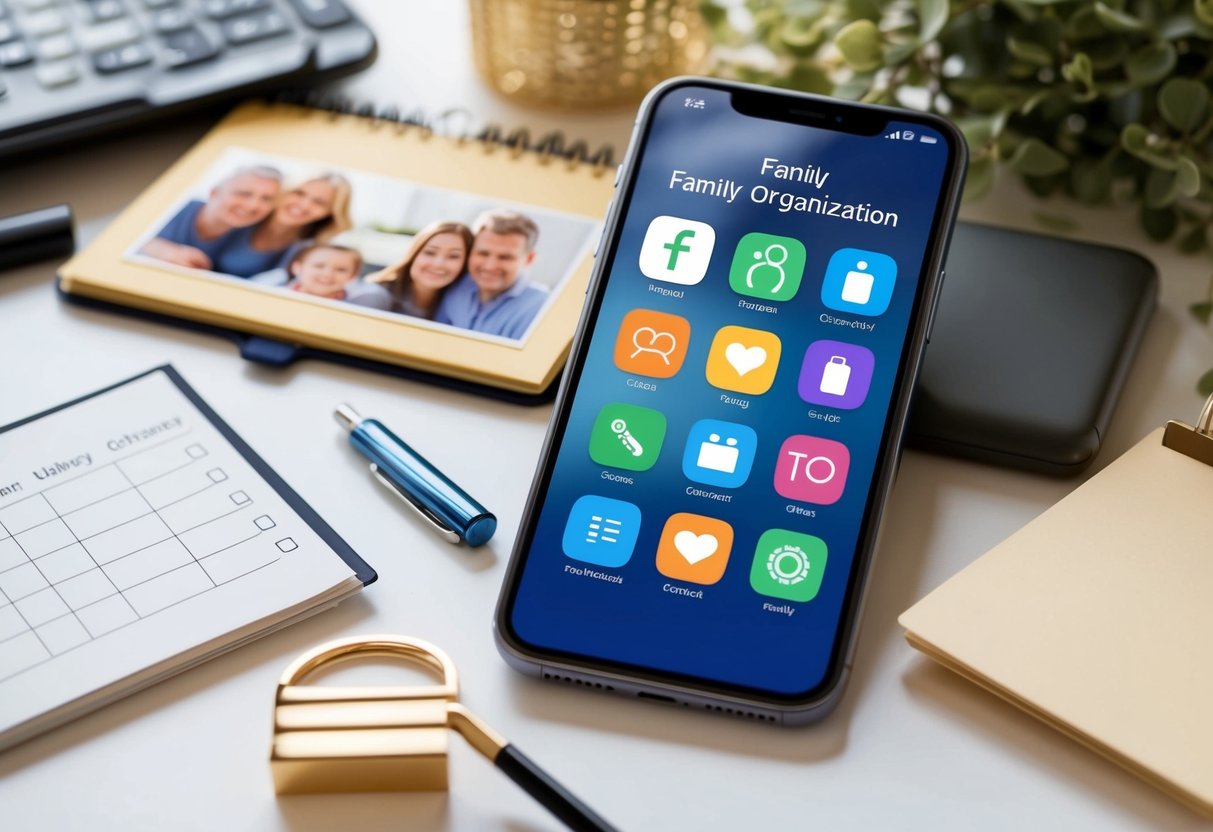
[588, 403, 666, 472]
[729, 232, 807, 302]
[749, 529, 828, 603]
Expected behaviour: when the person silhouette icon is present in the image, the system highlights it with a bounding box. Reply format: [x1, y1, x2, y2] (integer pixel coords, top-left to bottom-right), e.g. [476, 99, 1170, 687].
[746, 243, 789, 293]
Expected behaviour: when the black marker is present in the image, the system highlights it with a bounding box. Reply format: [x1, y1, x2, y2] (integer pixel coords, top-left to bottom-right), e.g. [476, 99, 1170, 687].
[0, 204, 74, 270]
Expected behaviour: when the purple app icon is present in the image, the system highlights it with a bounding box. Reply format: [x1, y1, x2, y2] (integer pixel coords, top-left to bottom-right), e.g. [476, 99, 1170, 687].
[798, 340, 875, 409]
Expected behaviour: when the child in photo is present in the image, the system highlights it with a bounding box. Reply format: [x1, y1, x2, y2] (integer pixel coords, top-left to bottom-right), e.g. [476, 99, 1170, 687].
[283, 243, 390, 310]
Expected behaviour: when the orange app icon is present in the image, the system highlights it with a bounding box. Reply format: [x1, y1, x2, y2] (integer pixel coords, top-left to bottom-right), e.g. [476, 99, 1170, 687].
[613, 309, 691, 378]
[655, 512, 734, 585]
[705, 325, 782, 395]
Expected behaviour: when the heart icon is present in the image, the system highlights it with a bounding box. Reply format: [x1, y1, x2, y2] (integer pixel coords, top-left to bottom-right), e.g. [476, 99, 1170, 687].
[673, 530, 718, 564]
[725, 342, 767, 376]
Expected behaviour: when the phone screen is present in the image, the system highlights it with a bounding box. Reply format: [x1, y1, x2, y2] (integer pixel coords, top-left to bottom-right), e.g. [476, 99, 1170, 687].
[502, 83, 958, 700]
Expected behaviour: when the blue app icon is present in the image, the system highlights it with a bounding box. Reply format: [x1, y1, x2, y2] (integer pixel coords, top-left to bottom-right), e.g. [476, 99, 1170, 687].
[681, 419, 758, 488]
[562, 495, 642, 567]
[821, 248, 897, 316]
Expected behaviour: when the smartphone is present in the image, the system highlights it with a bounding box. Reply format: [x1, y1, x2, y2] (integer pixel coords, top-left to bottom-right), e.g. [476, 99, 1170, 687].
[494, 78, 967, 723]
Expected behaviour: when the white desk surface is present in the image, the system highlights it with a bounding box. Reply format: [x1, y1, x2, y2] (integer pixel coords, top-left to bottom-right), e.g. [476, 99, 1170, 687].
[2, 2, 1211, 830]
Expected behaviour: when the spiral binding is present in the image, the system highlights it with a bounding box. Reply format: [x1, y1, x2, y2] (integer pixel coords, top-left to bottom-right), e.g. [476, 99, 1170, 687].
[273, 90, 615, 174]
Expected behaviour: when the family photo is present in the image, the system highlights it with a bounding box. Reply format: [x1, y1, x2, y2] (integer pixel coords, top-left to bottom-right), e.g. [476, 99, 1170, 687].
[129, 149, 598, 343]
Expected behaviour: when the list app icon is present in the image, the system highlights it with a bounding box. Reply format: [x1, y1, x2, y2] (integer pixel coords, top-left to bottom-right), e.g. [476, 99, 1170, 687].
[639, 216, 716, 285]
[562, 495, 642, 567]
[613, 309, 691, 378]
[821, 248, 897, 316]
[773, 435, 850, 505]
[798, 340, 875, 409]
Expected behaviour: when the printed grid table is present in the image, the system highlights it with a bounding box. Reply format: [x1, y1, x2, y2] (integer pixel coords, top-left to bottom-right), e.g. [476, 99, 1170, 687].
[0, 433, 297, 681]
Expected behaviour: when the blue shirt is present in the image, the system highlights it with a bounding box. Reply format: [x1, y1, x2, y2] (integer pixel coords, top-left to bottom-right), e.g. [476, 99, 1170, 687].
[435, 274, 548, 340]
[154, 200, 293, 278]
[155, 200, 230, 263]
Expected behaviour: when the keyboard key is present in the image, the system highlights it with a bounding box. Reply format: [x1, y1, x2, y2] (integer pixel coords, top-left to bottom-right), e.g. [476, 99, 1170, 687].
[0, 19, 15, 41]
[23, 9, 67, 36]
[285, 0, 349, 29]
[78, 17, 140, 51]
[35, 59, 78, 87]
[36, 32, 74, 59]
[87, 0, 126, 22]
[161, 26, 216, 68]
[204, 0, 266, 19]
[152, 6, 190, 33]
[220, 9, 287, 45]
[91, 39, 150, 72]
[0, 39, 31, 66]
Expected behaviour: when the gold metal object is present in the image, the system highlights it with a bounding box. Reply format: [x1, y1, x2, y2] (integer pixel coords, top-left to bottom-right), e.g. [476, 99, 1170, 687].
[1162, 392, 1213, 467]
[270, 635, 499, 794]
[468, 0, 708, 109]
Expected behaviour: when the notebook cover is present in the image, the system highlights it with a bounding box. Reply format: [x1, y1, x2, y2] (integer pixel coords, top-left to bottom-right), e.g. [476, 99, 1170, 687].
[57, 101, 611, 397]
[899, 428, 1213, 816]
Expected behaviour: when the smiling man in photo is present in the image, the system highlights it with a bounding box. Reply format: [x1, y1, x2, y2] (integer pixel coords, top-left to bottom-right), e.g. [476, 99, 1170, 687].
[435, 209, 548, 340]
[140, 165, 282, 271]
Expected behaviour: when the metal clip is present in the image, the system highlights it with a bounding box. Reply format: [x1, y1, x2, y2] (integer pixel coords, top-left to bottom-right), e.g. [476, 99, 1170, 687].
[370, 464, 460, 544]
[1162, 392, 1213, 467]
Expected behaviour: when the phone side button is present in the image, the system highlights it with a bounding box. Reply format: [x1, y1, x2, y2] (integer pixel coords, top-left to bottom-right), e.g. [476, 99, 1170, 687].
[925, 270, 945, 343]
[593, 200, 613, 259]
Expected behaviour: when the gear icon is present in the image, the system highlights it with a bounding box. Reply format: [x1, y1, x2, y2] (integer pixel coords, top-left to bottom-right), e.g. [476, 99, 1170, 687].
[765, 544, 810, 586]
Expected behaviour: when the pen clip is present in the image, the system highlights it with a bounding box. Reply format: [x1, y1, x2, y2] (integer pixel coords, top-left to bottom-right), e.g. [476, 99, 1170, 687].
[370, 463, 462, 545]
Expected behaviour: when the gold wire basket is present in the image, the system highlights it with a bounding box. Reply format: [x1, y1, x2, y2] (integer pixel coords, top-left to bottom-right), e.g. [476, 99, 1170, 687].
[469, 0, 708, 109]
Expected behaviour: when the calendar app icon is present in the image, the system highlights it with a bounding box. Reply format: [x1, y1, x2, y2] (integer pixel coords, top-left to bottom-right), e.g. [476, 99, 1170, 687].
[681, 419, 758, 489]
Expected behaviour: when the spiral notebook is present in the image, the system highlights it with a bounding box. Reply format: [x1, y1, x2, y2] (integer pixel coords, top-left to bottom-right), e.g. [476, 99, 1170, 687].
[899, 403, 1213, 817]
[58, 98, 614, 403]
[0, 366, 374, 751]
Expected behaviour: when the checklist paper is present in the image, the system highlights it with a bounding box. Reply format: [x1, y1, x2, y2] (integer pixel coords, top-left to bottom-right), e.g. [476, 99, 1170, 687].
[0, 367, 372, 751]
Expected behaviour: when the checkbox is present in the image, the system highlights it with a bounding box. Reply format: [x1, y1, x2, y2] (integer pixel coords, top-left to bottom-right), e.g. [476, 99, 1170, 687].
[275, 537, 297, 553]
[254, 515, 275, 530]
[185, 444, 208, 459]
[206, 468, 228, 483]
[229, 490, 250, 506]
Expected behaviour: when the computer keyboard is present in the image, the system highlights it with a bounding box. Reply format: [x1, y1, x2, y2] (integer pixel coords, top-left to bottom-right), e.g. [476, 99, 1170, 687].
[0, 0, 375, 160]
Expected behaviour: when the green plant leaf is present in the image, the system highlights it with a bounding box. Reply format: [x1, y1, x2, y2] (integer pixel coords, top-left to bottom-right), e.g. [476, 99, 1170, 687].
[1192, 300, 1213, 323]
[1062, 52, 1094, 87]
[1126, 42, 1177, 86]
[1008, 137, 1071, 176]
[1146, 166, 1182, 207]
[1094, 1, 1147, 31]
[1007, 36, 1054, 65]
[918, 0, 948, 42]
[834, 19, 884, 72]
[1197, 0, 1213, 28]
[1158, 78, 1210, 133]
[1198, 367, 1213, 397]
[1176, 156, 1202, 197]
[1070, 158, 1113, 202]
[1139, 204, 1179, 240]
[1179, 225, 1209, 254]
[964, 155, 996, 200]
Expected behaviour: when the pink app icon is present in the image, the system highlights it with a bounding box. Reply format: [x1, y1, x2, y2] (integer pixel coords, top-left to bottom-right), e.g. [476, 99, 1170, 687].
[773, 435, 850, 505]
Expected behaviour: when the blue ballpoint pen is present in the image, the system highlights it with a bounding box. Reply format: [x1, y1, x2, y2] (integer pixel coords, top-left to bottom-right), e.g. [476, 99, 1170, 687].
[335, 404, 496, 547]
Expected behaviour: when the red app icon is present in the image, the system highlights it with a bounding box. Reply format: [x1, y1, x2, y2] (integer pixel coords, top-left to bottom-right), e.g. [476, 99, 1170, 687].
[773, 435, 850, 505]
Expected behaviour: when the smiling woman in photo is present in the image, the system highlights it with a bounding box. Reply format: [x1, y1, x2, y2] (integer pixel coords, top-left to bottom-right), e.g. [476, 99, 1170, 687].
[366, 220, 474, 319]
[218, 172, 354, 278]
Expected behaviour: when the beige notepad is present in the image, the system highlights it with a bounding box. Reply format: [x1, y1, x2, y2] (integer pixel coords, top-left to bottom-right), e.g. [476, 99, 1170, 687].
[900, 416, 1213, 817]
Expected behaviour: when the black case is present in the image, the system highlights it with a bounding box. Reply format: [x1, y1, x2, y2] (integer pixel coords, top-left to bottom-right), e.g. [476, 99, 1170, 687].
[907, 221, 1157, 476]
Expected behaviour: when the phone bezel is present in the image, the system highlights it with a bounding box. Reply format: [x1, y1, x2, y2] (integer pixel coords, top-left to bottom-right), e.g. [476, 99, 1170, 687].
[494, 77, 968, 717]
